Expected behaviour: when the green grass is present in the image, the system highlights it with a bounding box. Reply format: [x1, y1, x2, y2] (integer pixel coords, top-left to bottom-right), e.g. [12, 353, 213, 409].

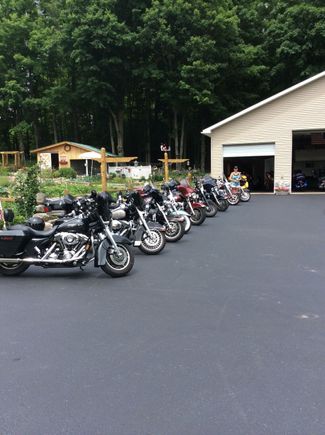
[0, 176, 10, 187]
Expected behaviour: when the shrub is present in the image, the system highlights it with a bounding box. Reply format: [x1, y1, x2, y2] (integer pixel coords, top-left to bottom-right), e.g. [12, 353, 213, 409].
[12, 165, 41, 218]
[40, 169, 54, 179]
[0, 186, 9, 197]
[57, 167, 77, 179]
[52, 170, 60, 178]
[152, 174, 164, 182]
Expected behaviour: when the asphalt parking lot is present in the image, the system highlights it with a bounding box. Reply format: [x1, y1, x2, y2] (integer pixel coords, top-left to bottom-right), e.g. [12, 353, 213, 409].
[1, 195, 325, 435]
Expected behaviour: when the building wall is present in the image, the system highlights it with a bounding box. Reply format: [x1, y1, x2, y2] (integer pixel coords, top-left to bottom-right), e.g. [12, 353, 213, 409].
[36, 144, 88, 169]
[210, 76, 325, 190]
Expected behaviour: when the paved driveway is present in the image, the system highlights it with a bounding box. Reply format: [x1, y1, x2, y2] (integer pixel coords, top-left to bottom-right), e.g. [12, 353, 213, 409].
[1, 195, 325, 435]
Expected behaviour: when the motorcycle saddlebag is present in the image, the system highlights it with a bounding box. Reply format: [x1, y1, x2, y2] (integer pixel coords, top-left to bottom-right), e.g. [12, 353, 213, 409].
[0, 230, 29, 257]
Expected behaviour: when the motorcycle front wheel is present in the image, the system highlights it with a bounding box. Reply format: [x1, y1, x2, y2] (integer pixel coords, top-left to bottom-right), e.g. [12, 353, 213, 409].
[183, 215, 192, 233]
[227, 194, 240, 206]
[205, 199, 218, 217]
[139, 229, 166, 255]
[189, 207, 206, 225]
[216, 198, 229, 211]
[101, 243, 134, 277]
[240, 190, 251, 202]
[0, 262, 30, 276]
[165, 220, 185, 242]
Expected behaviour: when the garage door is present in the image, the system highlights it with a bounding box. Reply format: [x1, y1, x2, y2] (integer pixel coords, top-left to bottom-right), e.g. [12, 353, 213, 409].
[223, 143, 275, 158]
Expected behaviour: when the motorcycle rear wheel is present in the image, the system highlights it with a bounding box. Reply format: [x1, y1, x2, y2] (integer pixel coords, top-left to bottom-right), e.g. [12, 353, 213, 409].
[0, 262, 30, 276]
[101, 243, 134, 277]
[139, 229, 166, 255]
[205, 200, 218, 217]
[165, 220, 185, 242]
[189, 207, 206, 225]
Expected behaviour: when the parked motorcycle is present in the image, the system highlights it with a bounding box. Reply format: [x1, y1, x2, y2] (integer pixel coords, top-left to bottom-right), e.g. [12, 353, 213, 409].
[239, 175, 251, 202]
[113, 191, 167, 255]
[161, 182, 192, 233]
[172, 180, 207, 225]
[201, 177, 229, 212]
[223, 177, 240, 205]
[141, 185, 186, 242]
[194, 179, 218, 217]
[0, 192, 134, 277]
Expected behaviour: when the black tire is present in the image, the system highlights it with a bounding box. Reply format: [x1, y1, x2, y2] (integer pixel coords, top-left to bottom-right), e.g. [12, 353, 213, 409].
[205, 199, 218, 217]
[240, 189, 251, 202]
[165, 220, 185, 242]
[139, 229, 166, 255]
[189, 207, 206, 225]
[216, 198, 229, 212]
[0, 262, 30, 276]
[227, 194, 240, 206]
[100, 243, 134, 277]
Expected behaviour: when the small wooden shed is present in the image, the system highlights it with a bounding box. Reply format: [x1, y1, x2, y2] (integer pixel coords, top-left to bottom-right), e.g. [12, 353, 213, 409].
[30, 141, 116, 174]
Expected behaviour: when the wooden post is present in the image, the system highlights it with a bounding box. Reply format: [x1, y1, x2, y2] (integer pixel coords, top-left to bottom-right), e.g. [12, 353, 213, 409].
[17, 152, 21, 168]
[1, 154, 4, 167]
[164, 151, 169, 182]
[14, 152, 18, 170]
[100, 147, 107, 192]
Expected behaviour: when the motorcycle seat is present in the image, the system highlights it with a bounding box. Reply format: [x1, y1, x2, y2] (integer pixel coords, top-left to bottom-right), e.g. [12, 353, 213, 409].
[9, 225, 57, 239]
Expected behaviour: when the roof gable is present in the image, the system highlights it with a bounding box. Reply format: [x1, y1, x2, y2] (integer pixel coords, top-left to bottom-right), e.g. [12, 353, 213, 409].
[30, 141, 116, 156]
[202, 70, 325, 136]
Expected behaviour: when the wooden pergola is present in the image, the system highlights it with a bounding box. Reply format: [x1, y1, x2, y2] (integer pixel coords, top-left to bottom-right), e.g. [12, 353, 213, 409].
[97, 148, 138, 191]
[0, 151, 24, 169]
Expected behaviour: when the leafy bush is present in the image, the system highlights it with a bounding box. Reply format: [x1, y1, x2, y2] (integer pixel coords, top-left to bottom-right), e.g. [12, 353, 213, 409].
[12, 165, 41, 218]
[109, 172, 116, 179]
[57, 167, 77, 179]
[52, 170, 60, 178]
[40, 169, 54, 179]
[0, 186, 9, 197]
[152, 174, 164, 182]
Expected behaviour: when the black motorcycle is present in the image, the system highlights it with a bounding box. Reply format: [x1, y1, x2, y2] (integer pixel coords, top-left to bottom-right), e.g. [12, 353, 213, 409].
[111, 191, 167, 255]
[202, 176, 229, 212]
[141, 185, 185, 242]
[0, 192, 134, 277]
[194, 179, 218, 217]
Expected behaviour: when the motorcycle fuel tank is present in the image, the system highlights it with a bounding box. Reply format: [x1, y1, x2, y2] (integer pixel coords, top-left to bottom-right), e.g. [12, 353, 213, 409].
[57, 218, 88, 233]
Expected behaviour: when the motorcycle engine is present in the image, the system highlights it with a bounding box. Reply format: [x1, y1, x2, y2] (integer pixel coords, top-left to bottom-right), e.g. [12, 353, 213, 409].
[111, 219, 122, 230]
[54, 232, 89, 259]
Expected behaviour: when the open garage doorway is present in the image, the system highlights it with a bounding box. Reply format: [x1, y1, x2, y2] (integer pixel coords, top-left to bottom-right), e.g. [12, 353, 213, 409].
[292, 131, 325, 191]
[224, 156, 274, 192]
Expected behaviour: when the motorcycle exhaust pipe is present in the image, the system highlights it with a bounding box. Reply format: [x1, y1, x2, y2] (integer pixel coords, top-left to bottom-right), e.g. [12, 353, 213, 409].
[0, 252, 86, 265]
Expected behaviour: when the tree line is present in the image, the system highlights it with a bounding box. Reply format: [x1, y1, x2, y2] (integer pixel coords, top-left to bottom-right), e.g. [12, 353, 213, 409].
[0, 0, 324, 169]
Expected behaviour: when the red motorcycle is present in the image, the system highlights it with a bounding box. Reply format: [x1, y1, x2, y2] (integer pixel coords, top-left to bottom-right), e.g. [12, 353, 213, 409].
[174, 182, 207, 225]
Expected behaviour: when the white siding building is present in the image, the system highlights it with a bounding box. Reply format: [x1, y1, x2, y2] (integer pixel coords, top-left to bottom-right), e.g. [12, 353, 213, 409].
[202, 71, 325, 192]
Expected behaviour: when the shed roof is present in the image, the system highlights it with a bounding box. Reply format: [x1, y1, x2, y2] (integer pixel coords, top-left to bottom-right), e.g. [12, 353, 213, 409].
[30, 141, 116, 156]
[202, 70, 325, 136]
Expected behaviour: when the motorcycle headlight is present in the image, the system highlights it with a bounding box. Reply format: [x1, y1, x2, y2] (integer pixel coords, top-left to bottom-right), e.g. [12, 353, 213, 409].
[191, 192, 198, 200]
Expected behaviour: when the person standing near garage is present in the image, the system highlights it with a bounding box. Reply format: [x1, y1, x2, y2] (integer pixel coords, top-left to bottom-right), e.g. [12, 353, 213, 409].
[229, 166, 241, 187]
